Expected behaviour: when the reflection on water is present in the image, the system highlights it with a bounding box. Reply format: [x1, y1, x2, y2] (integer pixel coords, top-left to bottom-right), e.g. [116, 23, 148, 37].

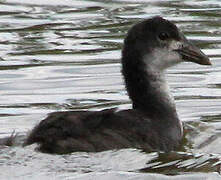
[0, 0, 221, 179]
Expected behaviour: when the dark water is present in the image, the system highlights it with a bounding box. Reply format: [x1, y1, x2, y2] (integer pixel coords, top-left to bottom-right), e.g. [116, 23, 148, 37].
[1, 0, 221, 179]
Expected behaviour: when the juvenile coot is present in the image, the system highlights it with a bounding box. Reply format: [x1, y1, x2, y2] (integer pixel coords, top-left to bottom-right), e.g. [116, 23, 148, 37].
[23, 16, 211, 154]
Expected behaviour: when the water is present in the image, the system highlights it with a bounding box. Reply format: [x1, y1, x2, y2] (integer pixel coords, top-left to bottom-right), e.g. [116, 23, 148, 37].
[0, 0, 221, 179]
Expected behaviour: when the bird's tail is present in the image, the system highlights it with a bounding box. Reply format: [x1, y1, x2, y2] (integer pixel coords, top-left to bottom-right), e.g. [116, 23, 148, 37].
[0, 131, 26, 147]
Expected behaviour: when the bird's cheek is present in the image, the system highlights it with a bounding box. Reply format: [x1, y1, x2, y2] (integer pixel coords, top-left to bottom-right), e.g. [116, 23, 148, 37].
[166, 52, 183, 66]
[169, 40, 183, 50]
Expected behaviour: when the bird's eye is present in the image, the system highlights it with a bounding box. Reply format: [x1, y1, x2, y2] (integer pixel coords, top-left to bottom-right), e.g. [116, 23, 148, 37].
[158, 32, 169, 41]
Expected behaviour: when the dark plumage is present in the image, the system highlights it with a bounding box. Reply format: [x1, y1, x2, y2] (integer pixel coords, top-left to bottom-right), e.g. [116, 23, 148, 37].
[22, 16, 211, 154]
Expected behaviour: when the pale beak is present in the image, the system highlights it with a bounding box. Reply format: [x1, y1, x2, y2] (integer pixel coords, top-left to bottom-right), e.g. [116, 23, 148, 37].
[175, 33, 211, 65]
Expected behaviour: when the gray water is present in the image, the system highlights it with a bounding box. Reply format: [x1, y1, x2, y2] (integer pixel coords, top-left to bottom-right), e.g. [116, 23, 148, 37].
[1, 0, 221, 179]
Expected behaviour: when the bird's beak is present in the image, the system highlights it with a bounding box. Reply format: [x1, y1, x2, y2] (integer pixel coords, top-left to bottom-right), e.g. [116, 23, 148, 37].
[175, 34, 211, 66]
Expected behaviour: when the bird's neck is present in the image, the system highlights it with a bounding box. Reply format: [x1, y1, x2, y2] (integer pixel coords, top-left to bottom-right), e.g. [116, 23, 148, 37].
[122, 48, 183, 143]
[122, 54, 179, 123]
[138, 69, 176, 116]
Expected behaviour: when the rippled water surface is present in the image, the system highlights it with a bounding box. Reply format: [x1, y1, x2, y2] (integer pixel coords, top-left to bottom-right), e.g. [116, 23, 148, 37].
[1, 0, 221, 179]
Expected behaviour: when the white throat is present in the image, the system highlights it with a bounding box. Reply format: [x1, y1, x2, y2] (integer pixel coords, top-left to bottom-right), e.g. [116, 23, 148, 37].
[144, 47, 181, 72]
[143, 51, 179, 108]
[143, 52, 183, 137]
[148, 69, 175, 108]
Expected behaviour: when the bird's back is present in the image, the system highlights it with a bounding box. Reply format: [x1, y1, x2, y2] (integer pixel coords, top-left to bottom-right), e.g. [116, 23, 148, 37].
[24, 108, 179, 154]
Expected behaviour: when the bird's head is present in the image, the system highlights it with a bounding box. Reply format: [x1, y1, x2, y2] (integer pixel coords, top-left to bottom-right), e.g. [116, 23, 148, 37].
[122, 16, 211, 72]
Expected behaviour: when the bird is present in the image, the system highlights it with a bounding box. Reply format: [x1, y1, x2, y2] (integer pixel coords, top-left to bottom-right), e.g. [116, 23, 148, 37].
[21, 16, 211, 154]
